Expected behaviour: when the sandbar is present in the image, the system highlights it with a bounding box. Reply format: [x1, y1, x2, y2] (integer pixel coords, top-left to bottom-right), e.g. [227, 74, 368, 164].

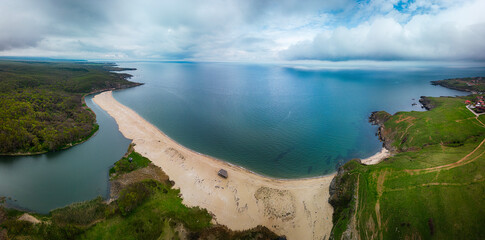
[93, 91, 334, 240]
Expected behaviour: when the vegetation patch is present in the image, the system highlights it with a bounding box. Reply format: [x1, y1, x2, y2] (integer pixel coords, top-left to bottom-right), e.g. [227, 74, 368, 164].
[50, 197, 107, 226]
[431, 77, 485, 93]
[109, 144, 151, 178]
[0, 60, 141, 155]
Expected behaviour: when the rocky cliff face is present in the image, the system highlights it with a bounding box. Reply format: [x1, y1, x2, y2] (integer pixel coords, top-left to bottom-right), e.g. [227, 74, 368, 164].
[369, 111, 397, 153]
[418, 96, 436, 110]
[328, 161, 361, 240]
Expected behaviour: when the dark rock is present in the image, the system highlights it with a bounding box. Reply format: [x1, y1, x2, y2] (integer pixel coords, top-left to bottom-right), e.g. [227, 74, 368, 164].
[369, 111, 391, 126]
[419, 96, 435, 110]
[369, 111, 396, 152]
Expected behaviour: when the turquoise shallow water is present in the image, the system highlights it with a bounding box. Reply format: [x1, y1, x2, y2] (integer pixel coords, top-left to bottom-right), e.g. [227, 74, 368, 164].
[112, 62, 480, 178]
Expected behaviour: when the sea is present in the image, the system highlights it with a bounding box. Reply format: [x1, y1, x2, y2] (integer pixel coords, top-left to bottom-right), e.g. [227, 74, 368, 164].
[1, 61, 484, 213]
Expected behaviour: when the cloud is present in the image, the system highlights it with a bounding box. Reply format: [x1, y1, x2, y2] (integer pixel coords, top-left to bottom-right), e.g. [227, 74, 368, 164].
[0, 0, 484, 62]
[282, 0, 485, 61]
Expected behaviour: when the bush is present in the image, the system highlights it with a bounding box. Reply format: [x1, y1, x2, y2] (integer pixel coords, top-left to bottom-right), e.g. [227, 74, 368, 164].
[51, 197, 106, 226]
[117, 181, 156, 216]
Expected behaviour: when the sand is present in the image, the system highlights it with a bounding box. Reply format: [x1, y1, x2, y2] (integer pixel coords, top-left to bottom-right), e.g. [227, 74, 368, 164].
[18, 213, 41, 224]
[360, 147, 391, 165]
[93, 91, 335, 240]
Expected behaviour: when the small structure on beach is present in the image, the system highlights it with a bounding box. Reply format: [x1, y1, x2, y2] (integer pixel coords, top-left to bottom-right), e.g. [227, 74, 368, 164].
[218, 169, 228, 178]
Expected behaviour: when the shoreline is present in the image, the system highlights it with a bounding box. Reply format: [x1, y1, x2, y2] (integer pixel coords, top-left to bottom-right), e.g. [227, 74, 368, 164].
[360, 147, 391, 165]
[0, 83, 142, 157]
[93, 91, 335, 240]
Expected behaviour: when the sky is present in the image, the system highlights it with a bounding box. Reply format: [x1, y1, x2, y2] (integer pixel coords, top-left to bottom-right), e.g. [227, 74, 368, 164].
[1, 0, 484, 63]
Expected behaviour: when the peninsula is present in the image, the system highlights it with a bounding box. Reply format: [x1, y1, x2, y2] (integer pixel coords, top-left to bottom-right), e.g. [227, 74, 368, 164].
[0, 61, 141, 155]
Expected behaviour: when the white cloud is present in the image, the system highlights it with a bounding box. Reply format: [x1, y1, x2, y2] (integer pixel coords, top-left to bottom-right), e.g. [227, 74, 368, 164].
[0, 0, 484, 62]
[282, 0, 485, 61]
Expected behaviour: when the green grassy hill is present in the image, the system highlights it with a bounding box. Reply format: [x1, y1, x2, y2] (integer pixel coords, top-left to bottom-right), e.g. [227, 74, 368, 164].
[330, 96, 485, 239]
[380, 97, 485, 152]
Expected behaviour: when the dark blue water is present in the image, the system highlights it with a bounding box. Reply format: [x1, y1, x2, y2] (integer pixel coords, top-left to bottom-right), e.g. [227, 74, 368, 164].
[0, 95, 131, 213]
[113, 62, 482, 178]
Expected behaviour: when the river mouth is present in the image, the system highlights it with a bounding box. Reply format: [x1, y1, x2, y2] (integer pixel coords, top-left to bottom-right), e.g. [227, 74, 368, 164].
[0, 95, 131, 214]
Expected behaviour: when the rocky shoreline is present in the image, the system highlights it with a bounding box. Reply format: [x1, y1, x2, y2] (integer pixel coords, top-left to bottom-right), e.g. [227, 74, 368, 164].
[369, 111, 395, 152]
[418, 96, 436, 110]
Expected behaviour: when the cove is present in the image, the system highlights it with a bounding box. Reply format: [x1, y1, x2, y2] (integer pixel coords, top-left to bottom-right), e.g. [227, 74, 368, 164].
[112, 62, 482, 178]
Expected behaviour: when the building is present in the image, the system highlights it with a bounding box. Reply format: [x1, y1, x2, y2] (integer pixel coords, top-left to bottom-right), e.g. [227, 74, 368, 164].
[218, 169, 228, 178]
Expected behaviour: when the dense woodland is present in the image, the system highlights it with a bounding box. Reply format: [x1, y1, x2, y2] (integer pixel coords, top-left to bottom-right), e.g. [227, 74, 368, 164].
[0, 60, 140, 154]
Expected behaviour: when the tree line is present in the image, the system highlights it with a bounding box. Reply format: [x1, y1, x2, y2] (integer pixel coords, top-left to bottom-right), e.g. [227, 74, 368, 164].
[0, 60, 139, 154]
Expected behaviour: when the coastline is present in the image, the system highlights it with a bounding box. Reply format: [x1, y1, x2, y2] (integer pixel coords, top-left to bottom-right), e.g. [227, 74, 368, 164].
[360, 147, 391, 165]
[93, 91, 334, 240]
[0, 68, 142, 157]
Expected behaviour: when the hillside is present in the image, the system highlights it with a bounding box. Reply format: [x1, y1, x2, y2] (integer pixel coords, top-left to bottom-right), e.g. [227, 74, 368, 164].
[330, 96, 485, 239]
[0, 61, 141, 154]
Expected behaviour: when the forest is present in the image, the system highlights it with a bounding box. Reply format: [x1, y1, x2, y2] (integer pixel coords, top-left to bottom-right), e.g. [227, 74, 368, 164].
[0, 60, 140, 154]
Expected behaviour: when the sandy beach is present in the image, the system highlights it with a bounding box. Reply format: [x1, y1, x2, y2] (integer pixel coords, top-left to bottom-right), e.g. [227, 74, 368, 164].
[93, 91, 392, 239]
[94, 91, 335, 240]
[360, 147, 391, 165]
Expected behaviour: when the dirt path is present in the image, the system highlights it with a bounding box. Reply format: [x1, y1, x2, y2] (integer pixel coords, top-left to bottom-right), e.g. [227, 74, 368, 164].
[374, 171, 387, 240]
[386, 178, 485, 192]
[405, 115, 485, 174]
[348, 175, 361, 239]
[476, 116, 485, 127]
[405, 137, 485, 174]
[400, 123, 415, 141]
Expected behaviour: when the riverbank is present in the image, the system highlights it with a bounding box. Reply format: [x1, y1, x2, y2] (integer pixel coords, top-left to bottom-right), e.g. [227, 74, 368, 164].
[0, 60, 141, 155]
[93, 91, 335, 240]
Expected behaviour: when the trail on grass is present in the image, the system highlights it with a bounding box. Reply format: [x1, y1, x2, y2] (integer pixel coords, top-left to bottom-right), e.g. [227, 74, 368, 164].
[386, 178, 485, 192]
[405, 115, 485, 174]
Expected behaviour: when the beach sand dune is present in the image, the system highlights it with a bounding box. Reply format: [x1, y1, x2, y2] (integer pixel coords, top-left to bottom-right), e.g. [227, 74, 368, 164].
[94, 91, 335, 240]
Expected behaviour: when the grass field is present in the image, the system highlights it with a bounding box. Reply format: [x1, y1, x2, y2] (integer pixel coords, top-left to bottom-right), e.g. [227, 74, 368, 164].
[382, 97, 485, 152]
[331, 96, 485, 239]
